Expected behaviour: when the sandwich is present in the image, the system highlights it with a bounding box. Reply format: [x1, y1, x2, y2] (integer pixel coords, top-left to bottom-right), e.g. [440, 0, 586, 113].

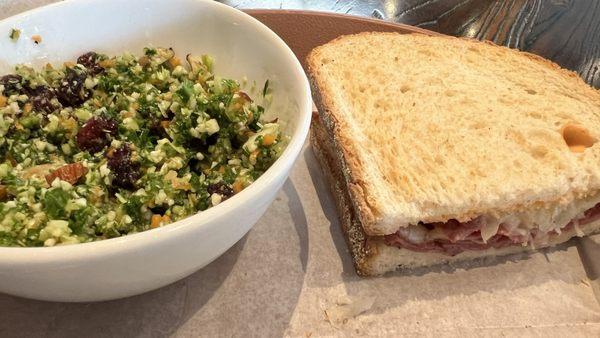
[307, 32, 600, 276]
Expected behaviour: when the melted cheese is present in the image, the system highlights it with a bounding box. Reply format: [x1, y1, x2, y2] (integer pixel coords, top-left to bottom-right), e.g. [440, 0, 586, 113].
[411, 192, 600, 245]
[486, 192, 600, 235]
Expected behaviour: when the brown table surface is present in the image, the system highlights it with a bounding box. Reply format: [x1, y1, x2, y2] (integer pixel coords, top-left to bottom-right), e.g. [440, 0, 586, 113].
[219, 0, 600, 89]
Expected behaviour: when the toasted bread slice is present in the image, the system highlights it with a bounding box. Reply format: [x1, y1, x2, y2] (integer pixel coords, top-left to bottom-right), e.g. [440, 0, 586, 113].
[307, 32, 600, 236]
[311, 115, 600, 275]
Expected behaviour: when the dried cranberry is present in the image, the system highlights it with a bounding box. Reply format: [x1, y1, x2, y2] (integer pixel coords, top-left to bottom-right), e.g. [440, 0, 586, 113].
[148, 119, 170, 140]
[56, 68, 89, 107]
[149, 205, 168, 215]
[0, 74, 25, 95]
[206, 133, 219, 146]
[77, 52, 104, 75]
[107, 144, 140, 190]
[27, 86, 59, 114]
[207, 182, 234, 199]
[76, 116, 118, 153]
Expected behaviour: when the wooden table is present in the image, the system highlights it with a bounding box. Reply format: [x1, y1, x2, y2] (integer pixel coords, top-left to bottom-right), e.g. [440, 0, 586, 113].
[221, 0, 600, 89]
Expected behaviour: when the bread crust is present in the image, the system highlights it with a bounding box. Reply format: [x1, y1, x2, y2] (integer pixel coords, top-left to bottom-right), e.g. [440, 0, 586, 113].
[311, 115, 600, 276]
[307, 31, 600, 236]
[310, 116, 375, 275]
[307, 50, 379, 236]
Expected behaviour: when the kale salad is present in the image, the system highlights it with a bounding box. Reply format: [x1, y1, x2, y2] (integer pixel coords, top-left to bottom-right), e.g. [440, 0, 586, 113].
[0, 47, 285, 247]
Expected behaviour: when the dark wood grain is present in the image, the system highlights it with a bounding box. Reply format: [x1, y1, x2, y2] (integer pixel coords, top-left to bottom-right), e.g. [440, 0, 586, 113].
[392, 0, 600, 88]
[246, 10, 441, 71]
[225, 0, 600, 89]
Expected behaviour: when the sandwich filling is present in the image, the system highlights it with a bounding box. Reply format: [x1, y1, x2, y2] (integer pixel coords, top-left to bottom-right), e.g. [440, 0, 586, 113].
[384, 202, 600, 256]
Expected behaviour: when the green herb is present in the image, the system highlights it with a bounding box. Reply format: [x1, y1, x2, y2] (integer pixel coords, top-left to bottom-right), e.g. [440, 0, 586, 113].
[176, 82, 195, 103]
[43, 188, 71, 219]
[144, 47, 157, 56]
[20, 115, 40, 129]
[123, 195, 144, 224]
[69, 206, 93, 234]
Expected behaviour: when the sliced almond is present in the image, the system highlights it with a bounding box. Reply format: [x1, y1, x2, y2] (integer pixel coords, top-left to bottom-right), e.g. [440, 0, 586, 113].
[22, 163, 59, 180]
[232, 180, 244, 193]
[45, 162, 88, 185]
[0, 185, 7, 201]
[168, 56, 181, 69]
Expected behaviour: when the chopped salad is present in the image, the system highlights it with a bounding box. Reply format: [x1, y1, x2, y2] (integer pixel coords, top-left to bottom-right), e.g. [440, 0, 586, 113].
[0, 47, 285, 247]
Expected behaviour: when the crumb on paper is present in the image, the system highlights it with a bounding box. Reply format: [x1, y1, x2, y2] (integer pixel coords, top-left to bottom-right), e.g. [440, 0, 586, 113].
[32, 34, 42, 44]
[324, 296, 375, 328]
[9, 28, 20, 41]
[581, 278, 591, 287]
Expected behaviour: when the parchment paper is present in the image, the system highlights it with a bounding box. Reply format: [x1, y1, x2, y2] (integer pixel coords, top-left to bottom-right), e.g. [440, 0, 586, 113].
[0, 1, 599, 337]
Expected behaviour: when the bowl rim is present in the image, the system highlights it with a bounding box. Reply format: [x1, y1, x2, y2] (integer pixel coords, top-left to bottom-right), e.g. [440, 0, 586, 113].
[0, 0, 312, 259]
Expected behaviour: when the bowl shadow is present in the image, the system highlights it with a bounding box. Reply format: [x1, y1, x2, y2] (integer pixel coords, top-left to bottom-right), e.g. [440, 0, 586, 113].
[171, 178, 309, 336]
[0, 235, 247, 338]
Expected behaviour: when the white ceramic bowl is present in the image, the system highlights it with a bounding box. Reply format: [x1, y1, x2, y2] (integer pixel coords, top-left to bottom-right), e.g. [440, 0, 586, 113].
[0, 0, 311, 301]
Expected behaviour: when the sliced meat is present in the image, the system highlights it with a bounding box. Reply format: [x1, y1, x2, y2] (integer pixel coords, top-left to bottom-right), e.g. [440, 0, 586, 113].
[434, 217, 485, 242]
[384, 231, 516, 256]
[384, 202, 600, 256]
[496, 224, 529, 243]
[577, 203, 600, 225]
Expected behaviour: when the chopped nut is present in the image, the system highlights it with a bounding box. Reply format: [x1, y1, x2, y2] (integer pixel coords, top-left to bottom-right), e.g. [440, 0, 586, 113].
[0, 185, 7, 201]
[168, 56, 181, 69]
[165, 170, 190, 190]
[232, 180, 244, 193]
[45, 162, 88, 185]
[0, 95, 7, 108]
[237, 91, 252, 103]
[249, 150, 259, 164]
[98, 59, 115, 68]
[22, 163, 58, 180]
[138, 56, 150, 67]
